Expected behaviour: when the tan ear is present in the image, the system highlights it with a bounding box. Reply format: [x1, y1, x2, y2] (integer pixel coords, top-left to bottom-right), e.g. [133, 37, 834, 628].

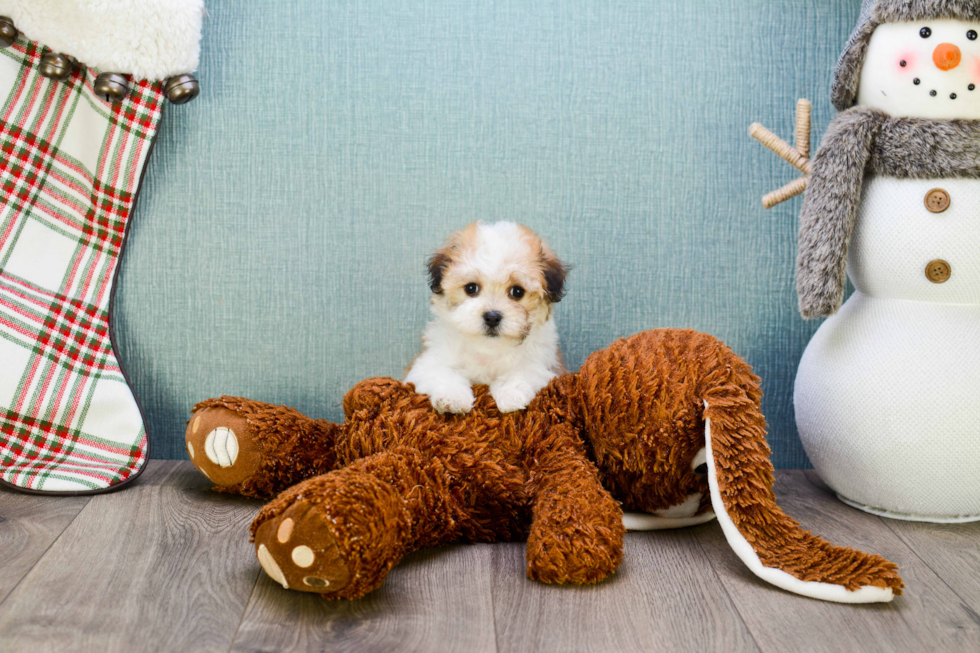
[427, 249, 452, 294]
[428, 223, 479, 294]
[540, 248, 567, 303]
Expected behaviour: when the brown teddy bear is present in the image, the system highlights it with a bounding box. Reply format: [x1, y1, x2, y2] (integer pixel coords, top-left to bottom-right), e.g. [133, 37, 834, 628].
[185, 329, 903, 603]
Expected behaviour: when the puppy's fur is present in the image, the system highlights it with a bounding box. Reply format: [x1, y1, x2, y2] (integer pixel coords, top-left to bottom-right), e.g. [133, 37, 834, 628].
[406, 222, 567, 414]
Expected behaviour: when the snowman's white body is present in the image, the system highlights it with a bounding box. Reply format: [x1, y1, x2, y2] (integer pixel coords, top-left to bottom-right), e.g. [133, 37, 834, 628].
[794, 19, 980, 521]
[795, 177, 980, 521]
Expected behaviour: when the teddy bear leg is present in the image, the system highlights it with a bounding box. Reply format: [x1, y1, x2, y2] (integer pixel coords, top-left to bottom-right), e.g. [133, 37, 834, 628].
[524, 426, 625, 585]
[186, 397, 341, 498]
[251, 447, 460, 599]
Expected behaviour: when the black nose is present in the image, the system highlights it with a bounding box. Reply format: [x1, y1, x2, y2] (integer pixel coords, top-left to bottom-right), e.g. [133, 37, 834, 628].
[483, 311, 503, 328]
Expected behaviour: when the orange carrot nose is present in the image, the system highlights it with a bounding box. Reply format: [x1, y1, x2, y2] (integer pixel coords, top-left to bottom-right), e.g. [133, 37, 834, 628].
[933, 43, 962, 70]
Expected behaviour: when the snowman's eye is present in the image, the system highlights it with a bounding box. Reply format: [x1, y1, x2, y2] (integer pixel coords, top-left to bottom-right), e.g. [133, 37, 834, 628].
[969, 30, 978, 41]
[920, 27, 932, 38]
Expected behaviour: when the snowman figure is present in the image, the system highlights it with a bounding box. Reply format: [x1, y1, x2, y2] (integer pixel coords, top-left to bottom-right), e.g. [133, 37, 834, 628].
[781, 0, 980, 522]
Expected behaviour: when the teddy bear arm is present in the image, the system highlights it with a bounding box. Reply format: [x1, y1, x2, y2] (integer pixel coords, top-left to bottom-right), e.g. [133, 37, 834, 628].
[522, 424, 625, 585]
[186, 396, 341, 498]
[343, 377, 424, 419]
[250, 446, 466, 599]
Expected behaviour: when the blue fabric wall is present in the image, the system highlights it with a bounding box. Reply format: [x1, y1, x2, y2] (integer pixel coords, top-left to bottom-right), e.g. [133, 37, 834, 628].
[118, 0, 860, 465]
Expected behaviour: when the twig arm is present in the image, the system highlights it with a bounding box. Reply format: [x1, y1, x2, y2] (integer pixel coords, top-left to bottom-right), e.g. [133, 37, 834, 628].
[763, 176, 808, 210]
[750, 99, 813, 209]
[749, 123, 811, 175]
[796, 99, 811, 159]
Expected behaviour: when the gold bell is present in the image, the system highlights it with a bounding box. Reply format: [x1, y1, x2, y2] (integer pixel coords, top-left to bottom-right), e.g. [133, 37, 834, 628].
[95, 73, 130, 102]
[0, 16, 17, 48]
[164, 74, 200, 104]
[39, 52, 74, 81]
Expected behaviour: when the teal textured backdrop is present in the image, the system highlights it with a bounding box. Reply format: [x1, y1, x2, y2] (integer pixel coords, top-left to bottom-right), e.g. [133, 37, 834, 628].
[117, 0, 860, 465]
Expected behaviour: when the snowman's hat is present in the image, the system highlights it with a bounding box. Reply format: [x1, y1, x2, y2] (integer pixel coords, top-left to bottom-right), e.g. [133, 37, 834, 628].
[832, 0, 980, 110]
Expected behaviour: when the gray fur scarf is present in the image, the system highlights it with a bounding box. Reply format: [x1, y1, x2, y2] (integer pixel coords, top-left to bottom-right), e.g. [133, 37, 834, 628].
[797, 108, 980, 318]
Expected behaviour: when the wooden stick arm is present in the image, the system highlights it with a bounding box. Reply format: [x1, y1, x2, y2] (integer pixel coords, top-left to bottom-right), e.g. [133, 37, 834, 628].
[749, 124, 811, 175]
[750, 99, 812, 209]
[796, 99, 811, 158]
[763, 176, 808, 210]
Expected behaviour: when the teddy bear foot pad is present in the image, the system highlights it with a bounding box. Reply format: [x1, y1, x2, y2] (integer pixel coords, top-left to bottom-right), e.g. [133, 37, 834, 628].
[253, 502, 352, 593]
[185, 407, 263, 487]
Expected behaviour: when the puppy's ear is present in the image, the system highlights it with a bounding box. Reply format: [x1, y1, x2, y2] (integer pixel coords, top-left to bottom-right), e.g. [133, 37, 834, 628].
[427, 250, 452, 294]
[540, 250, 567, 303]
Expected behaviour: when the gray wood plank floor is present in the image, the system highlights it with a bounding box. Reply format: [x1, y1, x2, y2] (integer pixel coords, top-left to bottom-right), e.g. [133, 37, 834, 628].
[1, 460, 978, 653]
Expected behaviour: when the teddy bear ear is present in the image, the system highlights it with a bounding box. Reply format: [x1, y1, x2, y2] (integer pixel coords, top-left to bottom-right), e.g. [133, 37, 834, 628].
[541, 250, 567, 303]
[427, 250, 452, 294]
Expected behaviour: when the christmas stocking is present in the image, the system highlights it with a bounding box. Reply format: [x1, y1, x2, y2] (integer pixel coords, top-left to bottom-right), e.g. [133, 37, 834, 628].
[0, 1, 204, 493]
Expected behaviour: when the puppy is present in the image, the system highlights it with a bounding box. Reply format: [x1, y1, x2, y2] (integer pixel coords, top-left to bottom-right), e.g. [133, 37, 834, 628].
[406, 221, 567, 414]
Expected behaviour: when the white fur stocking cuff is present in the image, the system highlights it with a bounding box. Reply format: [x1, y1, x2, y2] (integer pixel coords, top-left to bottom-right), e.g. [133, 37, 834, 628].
[0, 0, 205, 81]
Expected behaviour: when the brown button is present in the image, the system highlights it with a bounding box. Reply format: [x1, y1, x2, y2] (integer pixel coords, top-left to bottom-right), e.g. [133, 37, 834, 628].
[925, 188, 951, 213]
[926, 259, 951, 284]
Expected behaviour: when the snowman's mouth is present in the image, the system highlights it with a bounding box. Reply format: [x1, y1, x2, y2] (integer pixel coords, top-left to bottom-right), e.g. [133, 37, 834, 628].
[912, 77, 976, 100]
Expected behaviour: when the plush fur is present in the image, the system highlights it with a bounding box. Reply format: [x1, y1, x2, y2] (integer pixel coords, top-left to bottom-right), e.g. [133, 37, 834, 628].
[871, 116, 980, 177]
[798, 107, 885, 319]
[187, 329, 903, 602]
[407, 222, 566, 415]
[832, 0, 980, 110]
[0, 0, 205, 80]
[798, 107, 980, 318]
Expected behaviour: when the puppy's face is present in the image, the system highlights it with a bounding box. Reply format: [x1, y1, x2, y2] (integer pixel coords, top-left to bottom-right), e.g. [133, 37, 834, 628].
[427, 222, 565, 343]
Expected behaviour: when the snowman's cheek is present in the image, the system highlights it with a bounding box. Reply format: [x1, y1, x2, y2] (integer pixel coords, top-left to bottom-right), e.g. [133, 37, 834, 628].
[896, 52, 919, 74]
[972, 58, 980, 83]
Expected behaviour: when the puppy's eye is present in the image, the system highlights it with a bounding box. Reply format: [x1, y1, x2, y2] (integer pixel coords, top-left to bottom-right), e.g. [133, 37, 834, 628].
[509, 286, 526, 300]
[969, 30, 978, 41]
[920, 27, 932, 38]
[464, 283, 480, 297]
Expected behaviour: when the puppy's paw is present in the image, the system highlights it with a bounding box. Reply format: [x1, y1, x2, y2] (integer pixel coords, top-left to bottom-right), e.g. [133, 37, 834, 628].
[490, 379, 537, 413]
[429, 385, 475, 415]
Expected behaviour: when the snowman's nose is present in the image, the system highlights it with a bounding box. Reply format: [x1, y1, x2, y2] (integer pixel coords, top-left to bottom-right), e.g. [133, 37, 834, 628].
[933, 43, 962, 71]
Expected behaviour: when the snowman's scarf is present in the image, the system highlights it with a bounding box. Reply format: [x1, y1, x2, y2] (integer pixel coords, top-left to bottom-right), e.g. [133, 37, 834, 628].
[797, 106, 980, 319]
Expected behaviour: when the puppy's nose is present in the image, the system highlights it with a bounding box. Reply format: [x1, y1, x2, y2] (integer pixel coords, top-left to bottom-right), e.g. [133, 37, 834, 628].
[933, 43, 962, 71]
[483, 311, 503, 328]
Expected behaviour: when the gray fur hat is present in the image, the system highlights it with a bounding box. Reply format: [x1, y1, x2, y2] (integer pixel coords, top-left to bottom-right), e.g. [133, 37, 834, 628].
[831, 0, 980, 111]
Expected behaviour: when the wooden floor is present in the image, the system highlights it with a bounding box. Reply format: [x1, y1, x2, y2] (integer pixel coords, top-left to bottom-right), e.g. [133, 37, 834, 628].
[2, 461, 980, 653]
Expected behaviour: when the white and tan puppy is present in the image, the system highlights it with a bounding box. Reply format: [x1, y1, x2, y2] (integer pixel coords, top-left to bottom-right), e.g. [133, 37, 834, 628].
[406, 222, 567, 414]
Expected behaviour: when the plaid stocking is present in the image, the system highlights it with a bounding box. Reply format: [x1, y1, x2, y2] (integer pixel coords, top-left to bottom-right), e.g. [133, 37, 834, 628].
[0, 37, 164, 493]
